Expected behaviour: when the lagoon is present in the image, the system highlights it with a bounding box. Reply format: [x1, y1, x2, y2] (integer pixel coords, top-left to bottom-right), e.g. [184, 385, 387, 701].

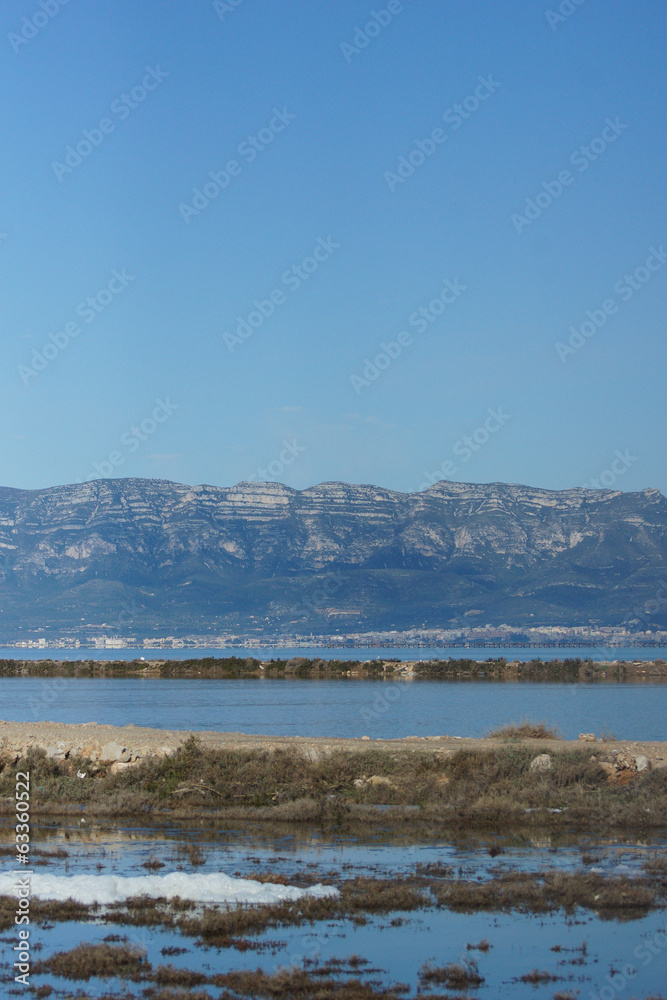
[2, 676, 665, 740]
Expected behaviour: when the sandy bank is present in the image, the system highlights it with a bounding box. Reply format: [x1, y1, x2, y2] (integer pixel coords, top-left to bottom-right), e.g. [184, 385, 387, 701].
[1, 718, 666, 769]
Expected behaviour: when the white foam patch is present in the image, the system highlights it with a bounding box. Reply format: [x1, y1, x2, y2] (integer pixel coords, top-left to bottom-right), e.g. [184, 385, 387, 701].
[0, 871, 338, 906]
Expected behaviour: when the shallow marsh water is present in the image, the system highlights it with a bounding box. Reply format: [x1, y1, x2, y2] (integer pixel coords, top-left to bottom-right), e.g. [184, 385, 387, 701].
[2, 817, 666, 881]
[4, 908, 664, 999]
[1, 819, 666, 998]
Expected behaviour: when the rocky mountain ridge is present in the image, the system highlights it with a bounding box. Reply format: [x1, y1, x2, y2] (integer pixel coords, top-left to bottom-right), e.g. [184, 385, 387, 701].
[0, 478, 664, 636]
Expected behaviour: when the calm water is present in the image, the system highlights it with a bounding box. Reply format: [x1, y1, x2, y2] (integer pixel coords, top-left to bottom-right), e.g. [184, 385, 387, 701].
[3, 817, 663, 882]
[1, 676, 665, 739]
[9, 908, 665, 1000]
[1, 819, 665, 999]
[0, 644, 663, 661]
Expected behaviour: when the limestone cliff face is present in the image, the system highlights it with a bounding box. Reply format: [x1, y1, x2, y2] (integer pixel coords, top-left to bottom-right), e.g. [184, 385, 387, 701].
[0, 478, 664, 634]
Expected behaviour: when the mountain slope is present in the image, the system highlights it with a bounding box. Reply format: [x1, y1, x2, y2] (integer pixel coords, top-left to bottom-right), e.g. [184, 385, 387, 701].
[0, 478, 664, 637]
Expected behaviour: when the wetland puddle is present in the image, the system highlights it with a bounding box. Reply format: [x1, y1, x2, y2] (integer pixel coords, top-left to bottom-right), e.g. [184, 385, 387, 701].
[1, 819, 665, 998]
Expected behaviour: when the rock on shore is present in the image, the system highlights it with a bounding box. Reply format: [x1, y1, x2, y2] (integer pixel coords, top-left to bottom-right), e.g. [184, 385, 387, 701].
[1, 719, 666, 777]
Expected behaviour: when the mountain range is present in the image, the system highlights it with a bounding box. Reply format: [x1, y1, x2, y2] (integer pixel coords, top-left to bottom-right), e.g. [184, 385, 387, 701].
[0, 478, 664, 638]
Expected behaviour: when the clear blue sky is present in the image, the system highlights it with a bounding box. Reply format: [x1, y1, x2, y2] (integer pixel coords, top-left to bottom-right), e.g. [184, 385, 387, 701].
[2, 0, 665, 495]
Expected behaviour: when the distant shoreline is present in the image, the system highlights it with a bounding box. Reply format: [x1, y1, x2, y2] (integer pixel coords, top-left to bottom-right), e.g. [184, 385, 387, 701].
[2, 641, 665, 650]
[1, 655, 666, 682]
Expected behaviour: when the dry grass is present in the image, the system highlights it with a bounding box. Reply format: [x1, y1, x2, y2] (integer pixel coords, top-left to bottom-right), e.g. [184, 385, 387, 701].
[32, 987, 53, 1000]
[433, 870, 663, 918]
[487, 721, 562, 740]
[33, 941, 148, 980]
[142, 855, 166, 870]
[1, 735, 665, 835]
[154, 965, 208, 987]
[17, 875, 424, 947]
[467, 938, 491, 951]
[177, 876, 428, 947]
[419, 958, 484, 988]
[519, 968, 560, 983]
[0, 893, 93, 932]
[27, 938, 453, 999]
[207, 967, 417, 999]
[644, 856, 667, 876]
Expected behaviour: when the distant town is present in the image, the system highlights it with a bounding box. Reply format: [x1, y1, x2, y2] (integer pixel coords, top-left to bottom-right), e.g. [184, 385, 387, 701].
[4, 623, 665, 651]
